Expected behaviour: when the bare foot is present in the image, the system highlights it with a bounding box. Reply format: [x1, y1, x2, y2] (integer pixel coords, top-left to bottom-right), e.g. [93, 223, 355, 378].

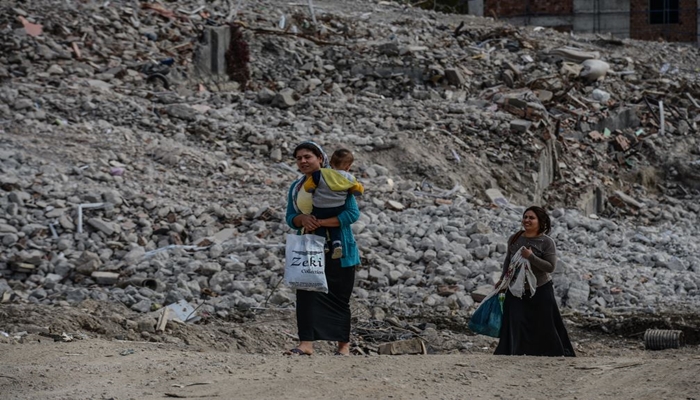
[336, 342, 350, 356]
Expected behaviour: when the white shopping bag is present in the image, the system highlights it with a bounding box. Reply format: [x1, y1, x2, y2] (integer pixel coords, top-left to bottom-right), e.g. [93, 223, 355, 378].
[284, 233, 328, 293]
[508, 246, 537, 298]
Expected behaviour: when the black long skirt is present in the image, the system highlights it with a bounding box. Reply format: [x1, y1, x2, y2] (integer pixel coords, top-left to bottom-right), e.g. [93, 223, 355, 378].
[494, 280, 576, 357]
[296, 253, 355, 342]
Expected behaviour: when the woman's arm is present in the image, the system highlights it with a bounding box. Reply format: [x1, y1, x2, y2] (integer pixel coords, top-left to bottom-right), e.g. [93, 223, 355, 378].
[496, 238, 513, 286]
[527, 238, 557, 273]
[318, 216, 340, 228]
[285, 184, 300, 229]
[528, 253, 556, 273]
[334, 194, 360, 227]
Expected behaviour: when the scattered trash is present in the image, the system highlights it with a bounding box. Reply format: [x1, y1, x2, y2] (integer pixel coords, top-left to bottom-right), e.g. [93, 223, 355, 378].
[486, 188, 510, 208]
[39, 332, 74, 342]
[166, 299, 201, 323]
[120, 349, 135, 356]
[76, 203, 106, 234]
[580, 59, 610, 81]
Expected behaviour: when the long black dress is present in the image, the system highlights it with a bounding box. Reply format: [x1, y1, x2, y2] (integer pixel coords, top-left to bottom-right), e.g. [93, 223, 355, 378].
[295, 250, 355, 342]
[494, 280, 575, 357]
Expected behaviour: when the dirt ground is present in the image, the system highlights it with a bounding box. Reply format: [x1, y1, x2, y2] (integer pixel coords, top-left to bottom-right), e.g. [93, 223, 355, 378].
[1, 302, 699, 400]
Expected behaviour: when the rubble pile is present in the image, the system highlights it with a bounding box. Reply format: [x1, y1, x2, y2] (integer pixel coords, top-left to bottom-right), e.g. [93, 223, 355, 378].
[1, 0, 699, 334]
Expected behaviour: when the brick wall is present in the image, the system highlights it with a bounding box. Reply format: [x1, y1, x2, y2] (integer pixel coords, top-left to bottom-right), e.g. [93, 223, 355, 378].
[629, 0, 697, 42]
[485, 0, 573, 18]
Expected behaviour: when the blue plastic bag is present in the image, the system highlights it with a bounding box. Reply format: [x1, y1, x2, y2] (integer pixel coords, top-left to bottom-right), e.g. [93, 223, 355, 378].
[468, 294, 503, 338]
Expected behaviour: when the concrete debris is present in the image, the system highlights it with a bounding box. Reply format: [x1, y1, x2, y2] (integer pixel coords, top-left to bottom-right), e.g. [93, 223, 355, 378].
[0, 0, 697, 326]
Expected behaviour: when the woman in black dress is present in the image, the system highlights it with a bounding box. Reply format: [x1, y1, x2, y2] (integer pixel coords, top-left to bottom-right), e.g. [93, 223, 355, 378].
[494, 206, 575, 357]
[284, 141, 360, 356]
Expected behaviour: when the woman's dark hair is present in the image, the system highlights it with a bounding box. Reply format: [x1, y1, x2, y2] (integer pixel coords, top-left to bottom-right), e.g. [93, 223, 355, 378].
[524, 206, 551, 235]
[293, 142, 323, 159]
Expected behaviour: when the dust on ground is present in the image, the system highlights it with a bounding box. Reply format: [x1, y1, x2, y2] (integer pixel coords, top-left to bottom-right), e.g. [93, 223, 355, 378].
[1, 302, 699, 400]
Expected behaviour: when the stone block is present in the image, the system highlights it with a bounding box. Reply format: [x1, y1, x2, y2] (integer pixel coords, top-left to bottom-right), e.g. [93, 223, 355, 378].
[510, 119, 532, 132]
[378, 337, 427, 355]
[444, 68, 466, 86]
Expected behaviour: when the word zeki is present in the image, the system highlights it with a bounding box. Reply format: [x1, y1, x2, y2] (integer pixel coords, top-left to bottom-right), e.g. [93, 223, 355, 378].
[290, 256, 323, 269]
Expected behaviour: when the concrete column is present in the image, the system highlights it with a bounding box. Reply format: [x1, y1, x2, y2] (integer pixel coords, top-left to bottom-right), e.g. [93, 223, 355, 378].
[697, 0, 700, 45]
[194, 26, 231, 77]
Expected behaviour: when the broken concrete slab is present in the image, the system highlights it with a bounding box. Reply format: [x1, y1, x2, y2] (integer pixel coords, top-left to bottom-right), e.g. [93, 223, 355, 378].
[444, 68, 466, 86]
[378, 337, 427, 355]
[510, 119, 532, 132]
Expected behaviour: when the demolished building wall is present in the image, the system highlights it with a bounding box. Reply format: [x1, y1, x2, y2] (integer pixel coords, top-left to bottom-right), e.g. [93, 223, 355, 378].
[475, 0, 699, 42]
[629, 0, 697, 42]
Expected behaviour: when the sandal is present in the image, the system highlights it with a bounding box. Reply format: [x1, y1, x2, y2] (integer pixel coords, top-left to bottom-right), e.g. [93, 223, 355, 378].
[333, 351, 350, 356]
[285, 348, 311, 356]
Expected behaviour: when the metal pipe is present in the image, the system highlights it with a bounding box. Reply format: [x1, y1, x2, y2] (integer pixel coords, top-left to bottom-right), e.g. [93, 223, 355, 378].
[117, 277, 160, 291]
[644, 329, 684, 350]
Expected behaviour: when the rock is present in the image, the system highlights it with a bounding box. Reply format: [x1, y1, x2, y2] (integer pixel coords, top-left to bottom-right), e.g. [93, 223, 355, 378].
[256, 88, 276, 104]
[165, 104, 198, 121]
[13, 99, 33, 111]
[92, 271, 120, 285]
[200, 262, 222, 275]
[8, 191, 30, 205]
[65, 288, 88, 303]
[47, 64, 64, 75]
[0, 280, 11, 297]
[122, 246, 145, 265]
[378, 338, 426, 355]
[385, 200, 405, 211]
[103, 190, 123, 206]
[131, 299, 152, 313]
[565, 281, 590, 308]
[268, 292, 293, 305]
[377, 42, 400, 56]
[87, 79, 112, 90]
[466, 222, 492, 235]
[591, 89, 611, 103]
[470, 285, 496, 303]
[473, 245, 490, 260]
[2, 233, 18, 246]
[444, 69, 466, 86]
[75, 251, 102, 275]
[30, 288, 48, 299]
[19, 250, 45, 265]
[667, 257, 686, 272]
[272, 88, 297, 108]
[510, 119, 532, 132]
[87, 218, 117, 236]
[270, 148, 283, 162]
[0, 223, 18, 233]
